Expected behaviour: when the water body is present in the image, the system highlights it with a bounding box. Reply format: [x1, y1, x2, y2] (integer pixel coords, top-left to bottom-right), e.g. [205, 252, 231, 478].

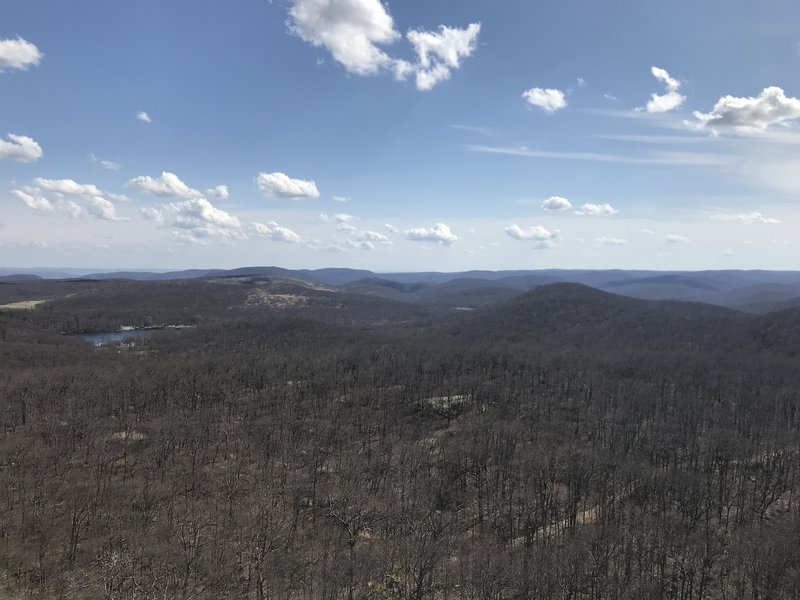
[80, 329, 151, 347]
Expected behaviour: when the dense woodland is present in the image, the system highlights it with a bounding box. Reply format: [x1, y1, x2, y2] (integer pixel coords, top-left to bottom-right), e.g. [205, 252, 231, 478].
[1, 275, 800, 599]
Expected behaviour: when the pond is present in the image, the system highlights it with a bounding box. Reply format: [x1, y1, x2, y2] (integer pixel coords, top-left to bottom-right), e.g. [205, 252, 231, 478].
[80, 329, 151, 346]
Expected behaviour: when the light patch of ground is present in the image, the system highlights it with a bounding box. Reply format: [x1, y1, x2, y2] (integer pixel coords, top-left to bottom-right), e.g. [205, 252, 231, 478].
[0, 299, 47, 310]
[246, 289, 308, 308]
[110, 430, 146, 442]
[421, 394, 472, 414]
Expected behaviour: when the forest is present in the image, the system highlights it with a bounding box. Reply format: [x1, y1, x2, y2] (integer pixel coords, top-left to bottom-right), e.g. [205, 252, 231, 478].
[1, 273, 799, 599]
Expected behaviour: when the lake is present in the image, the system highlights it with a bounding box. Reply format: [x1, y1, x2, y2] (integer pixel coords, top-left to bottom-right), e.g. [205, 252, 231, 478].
[80, 329, 151, 346]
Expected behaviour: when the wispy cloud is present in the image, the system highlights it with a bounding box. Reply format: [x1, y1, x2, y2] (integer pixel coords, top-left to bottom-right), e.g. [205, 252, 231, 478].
[709, 211, 781, 224]
[466, 144, 728, 166]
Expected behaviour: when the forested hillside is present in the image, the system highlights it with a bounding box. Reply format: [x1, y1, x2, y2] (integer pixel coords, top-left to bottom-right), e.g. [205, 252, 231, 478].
[1, 276, 799, 599]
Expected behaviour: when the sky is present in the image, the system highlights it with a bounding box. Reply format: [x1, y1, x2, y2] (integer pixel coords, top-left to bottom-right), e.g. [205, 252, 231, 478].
[1, 0, 800, 272]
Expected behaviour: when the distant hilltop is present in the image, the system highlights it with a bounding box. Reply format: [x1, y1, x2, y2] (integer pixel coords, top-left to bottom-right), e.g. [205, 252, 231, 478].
[2, 266, 800, 314]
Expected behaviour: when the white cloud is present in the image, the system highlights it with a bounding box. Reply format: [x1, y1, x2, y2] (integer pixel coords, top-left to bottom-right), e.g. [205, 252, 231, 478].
[692, 87, 800, 134]
[384, 223, 398, 233]
[254, 221, 302, 243]
[404, 222, 458, 245]
[666, 234, 689, 244]
[137, 111, 152, 123]
[65, 200, 83, 218]
[644, 66, 685, 113]
[541, 196, 572, 211]
[86, 196, 121, 221]
[288, 0, 399, 75]
[333, 195, 348, 202]
[710, 211, 781, 224]
[172, 197, 239, 229]
[287, 0, 479, 90]
[33, 177, 104, 197]
[127, 172, 203, 199]
[15, 178, 125, 221]
[359, 230, 392, 245]
[652, 66, 681, 93]
[504, 224, 560, 249]
[169, 197, 245, 242]
[206, 185, 230, 201]
[0, 37, 43, 72]
[340, 239, 375, 251]
[257, 171, 320, 199]
[331, 213, 356, 231]
[10, 187, 53, 212]
[576, 202, 618, 216]
[88, 154, 120, 171]
[139, 207, 165, 225]
[405, 23, 481, 91]
[596, 236, 628, 246]
[0, 133, 43, 162]
[522, 88, 567, 112]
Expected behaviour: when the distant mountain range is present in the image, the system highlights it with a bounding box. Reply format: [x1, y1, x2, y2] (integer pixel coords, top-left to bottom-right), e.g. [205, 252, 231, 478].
[3, 266, 800, 313]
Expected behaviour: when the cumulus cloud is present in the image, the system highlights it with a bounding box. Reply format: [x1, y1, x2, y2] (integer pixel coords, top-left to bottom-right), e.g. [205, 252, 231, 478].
[710, 211, 781, 224]
[504, 224, 560, 249]
[127, 173, 246, 242]
[85, 196, 121, 221]
[289, 0, 399, 75]
[340, 239, 376, 251]
[254, 221, 302, 243]
[287, 0, 479, 90]
[384, 223, 398, 233]
[358, 230, 392, 245]
[692, 87, 800, 134]
[0, 37, 43, 72]
[139, 207, 165, 225]
[127, 172, 203, 199]
[33, 177, 104, 197]
[522, 88, 567, 112]
[644, 66, 685, 113]
[666, 234, 689, 244]
[575, 203, 618, 216]
[0, 133, 43, 162]
[404, 222, 458, 245]
[206, 185, 230, 201]
[596, 236, 628, 246]
[334, 213, 357, 231]
[541, 196, 572, 211]
[137, 111, 152, 123]
[10, 187, 53, 212]
[257, 171, 320, 199]
[14, 178, 125, 221]
[169, 198, 245, 243]
[403, 23, 481, 91]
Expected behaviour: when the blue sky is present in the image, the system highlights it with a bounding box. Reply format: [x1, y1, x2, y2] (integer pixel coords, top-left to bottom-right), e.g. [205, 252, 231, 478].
[1, 0, 799, 271]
